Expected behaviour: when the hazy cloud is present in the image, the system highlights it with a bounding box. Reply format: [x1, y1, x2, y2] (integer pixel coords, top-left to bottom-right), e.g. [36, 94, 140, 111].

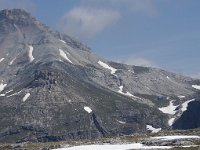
[59, 7, 120, 39]
[0, 0, 35, 13]
[58, 0, 157, 39]
[124, 57, 158, 67]
[190, 73, 200, 79]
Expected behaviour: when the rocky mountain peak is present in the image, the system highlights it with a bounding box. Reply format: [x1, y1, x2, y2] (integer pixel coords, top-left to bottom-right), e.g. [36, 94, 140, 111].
[0, 9, 37, 26]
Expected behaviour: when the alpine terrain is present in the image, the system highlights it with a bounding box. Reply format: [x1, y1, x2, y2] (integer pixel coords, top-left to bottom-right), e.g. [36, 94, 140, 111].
[0, 9, 200, 143]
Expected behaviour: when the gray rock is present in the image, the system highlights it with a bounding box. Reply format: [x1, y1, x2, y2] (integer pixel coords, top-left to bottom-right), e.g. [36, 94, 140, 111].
[0, 9, 199, 143]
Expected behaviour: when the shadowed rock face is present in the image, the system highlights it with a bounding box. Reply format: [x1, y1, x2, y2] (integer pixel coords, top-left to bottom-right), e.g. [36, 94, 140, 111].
[173, 100, 200, 129]
[0, 9, 199, 143]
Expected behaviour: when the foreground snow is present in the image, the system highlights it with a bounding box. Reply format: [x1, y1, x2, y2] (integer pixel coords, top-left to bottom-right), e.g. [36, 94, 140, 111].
[54, 143, 172, 150]
[53, 135, 200, 150]
[98, 61, 117, 75]
[151, 135, 200, 141]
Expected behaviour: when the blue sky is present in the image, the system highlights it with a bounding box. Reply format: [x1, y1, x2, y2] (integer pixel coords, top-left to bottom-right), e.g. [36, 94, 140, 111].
[0, 0, 199, 78]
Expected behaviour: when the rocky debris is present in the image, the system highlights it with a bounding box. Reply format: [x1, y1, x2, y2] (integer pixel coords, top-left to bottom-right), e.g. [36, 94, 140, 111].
[142, 139, 194, 147]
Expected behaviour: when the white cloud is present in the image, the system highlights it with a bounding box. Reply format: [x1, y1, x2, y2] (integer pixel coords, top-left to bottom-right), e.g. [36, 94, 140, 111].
[58, 0, 157, 39]
[0, 0, 35, 13]
[59, 7, 120, 39]
[123, 57, 158, 67]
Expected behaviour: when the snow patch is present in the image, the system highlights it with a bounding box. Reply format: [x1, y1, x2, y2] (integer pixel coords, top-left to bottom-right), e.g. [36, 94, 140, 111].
[59, 49, 73, 64]
[192, 85, 200, 90]
[6, 90, 22, 98]
[53, 143, 172, 150]
[0, 82, 7, 92]
[146, 125, 161, 133]
[98, 61, 117, 75]
[0, 94, 5, 96]
[166, 76, 170, 80]
[84, 106, 92, 113]
[59, 39, 66, 44]
[9, 57, 16, 65]
[5, 90, 13, 94]
[151, 135, 200, 141]
[0, 58, 5, 63]
[181, 99, 195, 112]
[118, 85, 139, 98]
[178, 95, 185, 99]
[22, 93, 30, 102]
[128, 69, 134, 73]
[168, 118, 175, 126]
[117, 120, 126, 124]
[159, 100, 178, 115]
[28, 45, 34, 62]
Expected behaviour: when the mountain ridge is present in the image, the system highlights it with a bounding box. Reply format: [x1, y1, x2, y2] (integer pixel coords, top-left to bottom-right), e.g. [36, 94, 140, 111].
[0, 9, 200, 143]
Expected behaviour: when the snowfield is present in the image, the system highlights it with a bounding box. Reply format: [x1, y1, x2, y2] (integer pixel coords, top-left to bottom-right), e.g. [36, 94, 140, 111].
[178, 95, 185, 99]
[0, 58, 5, 63]
[59, 49, 73, 64]
[118, 85, 140, 99]
[192, 85, 200, 90]
[159, 99, 196, 126]
[59, 39, 66, 44]
[53, 143, 172, 150]
[146, 125, 161, 133]
[0, 82, 7, 92]
[53, 135, 200, 150]
[98, 61, 117, 75]
[9, 57, 16, 65]
[151, 135, 200, 141]
[181, 99, 195, 112]
[168, 117, 175, 126]
[28, 45, 34, 62]
[22, 93, 30, 102]
[84, 106, 92, 113]
[159, 100, 177, 115]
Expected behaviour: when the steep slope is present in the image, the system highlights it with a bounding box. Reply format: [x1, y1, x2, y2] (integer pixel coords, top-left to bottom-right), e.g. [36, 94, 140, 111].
[0, 9, 199, 143]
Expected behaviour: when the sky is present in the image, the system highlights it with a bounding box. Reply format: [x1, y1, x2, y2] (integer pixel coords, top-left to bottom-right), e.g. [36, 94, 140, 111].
[0, 0, 199, 78]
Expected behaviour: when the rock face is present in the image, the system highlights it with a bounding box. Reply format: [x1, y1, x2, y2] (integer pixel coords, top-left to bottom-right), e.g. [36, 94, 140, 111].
[0, 9, 199, 143]
[173, 100, 200, 129]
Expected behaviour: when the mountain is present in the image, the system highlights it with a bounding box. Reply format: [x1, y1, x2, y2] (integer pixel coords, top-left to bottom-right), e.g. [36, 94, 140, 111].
[0, 9, 200, 143]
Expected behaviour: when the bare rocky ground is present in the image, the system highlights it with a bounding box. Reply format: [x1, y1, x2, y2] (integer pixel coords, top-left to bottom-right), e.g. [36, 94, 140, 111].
[0, 128, 199, 150]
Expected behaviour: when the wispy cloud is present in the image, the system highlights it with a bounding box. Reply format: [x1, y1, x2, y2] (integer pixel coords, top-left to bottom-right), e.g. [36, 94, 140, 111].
[0, 0, 35, 13]
[58, 0, 157, 39]
[123, 57, 158, 67]
[59, 7, 120, 39]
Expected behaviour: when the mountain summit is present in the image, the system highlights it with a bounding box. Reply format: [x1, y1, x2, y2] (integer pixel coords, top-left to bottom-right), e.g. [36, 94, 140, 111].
[0, 9, 200, 143]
